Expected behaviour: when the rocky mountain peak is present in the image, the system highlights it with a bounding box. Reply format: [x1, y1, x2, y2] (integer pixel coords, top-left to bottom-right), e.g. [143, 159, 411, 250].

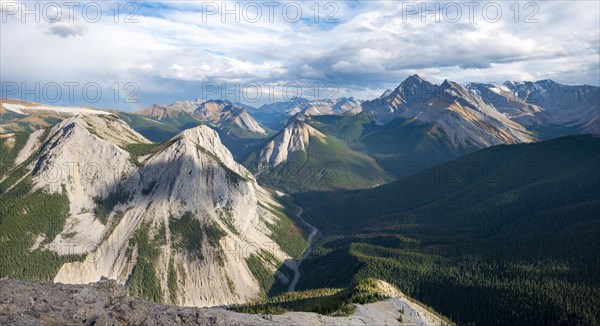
[356, 75, 536, 146]
[332, 97, 362, 112]
[439, 79, 481, 104]
[498, 79, 599, 131]
[220, 103, 244, 115]
[404, 74, 427, 83]
[176, 125, 247, 173]
[218, 104, 268, 136]
[137, 101, 200, 120]
[390, 74, 437, 105]
[379, 89, 394, 98]
[440, 79, 461, 89]
[256, 115, 325, 169]
[0, 106, 292, 307]
[42, 115, 292, 307]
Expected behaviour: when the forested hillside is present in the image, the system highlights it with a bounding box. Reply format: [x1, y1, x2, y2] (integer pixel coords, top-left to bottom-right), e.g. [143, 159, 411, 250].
[295, 135, 600, 325]
[307, 114, 470, 177]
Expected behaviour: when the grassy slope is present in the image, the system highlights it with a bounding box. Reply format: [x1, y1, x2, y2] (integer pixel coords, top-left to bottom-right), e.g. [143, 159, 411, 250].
[0, 109, 28, 122]
[308, 114, 470, 177]
[245, 130, 393, 194]
[0, 111, 63, 133]
[260, 202, 307, 259]
[295, 135, 600, 325]
[126, 223, 164, 303]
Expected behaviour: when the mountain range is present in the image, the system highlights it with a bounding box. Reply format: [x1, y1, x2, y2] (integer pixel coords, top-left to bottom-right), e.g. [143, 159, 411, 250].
[246, 76, 597, 187]
[466, 79, 600, 136]
[0, 75, 598, 324]
[251, 97, 362, 130]
[356, 75, 534, 147]
[2, 75, 598, 191]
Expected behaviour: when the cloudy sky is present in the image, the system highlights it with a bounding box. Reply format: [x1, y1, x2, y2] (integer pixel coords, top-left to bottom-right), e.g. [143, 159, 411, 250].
[1, 0, 599, 110]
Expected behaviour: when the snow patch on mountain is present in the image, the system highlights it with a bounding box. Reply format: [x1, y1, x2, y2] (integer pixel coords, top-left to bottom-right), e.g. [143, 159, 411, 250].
[2, 102, 112, 116]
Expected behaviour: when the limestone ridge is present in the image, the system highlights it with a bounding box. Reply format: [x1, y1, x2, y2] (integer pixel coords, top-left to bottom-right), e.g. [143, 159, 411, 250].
[5, 113, 294, 307]
[256, 114, 326, 171]
[30, 115, 146, 255]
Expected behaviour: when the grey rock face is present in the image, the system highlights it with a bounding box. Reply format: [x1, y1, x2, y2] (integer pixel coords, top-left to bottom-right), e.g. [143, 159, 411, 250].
[0, 278, 215, 325]
[467, 80, 600, 133]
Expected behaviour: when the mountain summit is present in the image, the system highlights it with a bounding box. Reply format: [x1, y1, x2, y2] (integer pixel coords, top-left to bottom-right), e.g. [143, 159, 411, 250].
[0, 113, 303, 307]
[254, 114, 325, 170]
[245, 115, 392, 193]
[355, 75, 535, 148]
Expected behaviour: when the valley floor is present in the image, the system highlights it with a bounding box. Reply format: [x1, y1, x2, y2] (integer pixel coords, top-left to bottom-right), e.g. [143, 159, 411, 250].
[288, 204, 319, 292]
[0, 278, 448, 325]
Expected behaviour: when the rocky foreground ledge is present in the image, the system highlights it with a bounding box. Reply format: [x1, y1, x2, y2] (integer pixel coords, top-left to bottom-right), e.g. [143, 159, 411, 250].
[0, 278, 447, 325]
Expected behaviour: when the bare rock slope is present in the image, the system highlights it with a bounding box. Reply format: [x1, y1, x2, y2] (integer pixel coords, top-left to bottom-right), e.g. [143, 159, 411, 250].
[355, 75, 534, 148]
[256, 115, 326, 170]
[1, 113, 297, 307]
